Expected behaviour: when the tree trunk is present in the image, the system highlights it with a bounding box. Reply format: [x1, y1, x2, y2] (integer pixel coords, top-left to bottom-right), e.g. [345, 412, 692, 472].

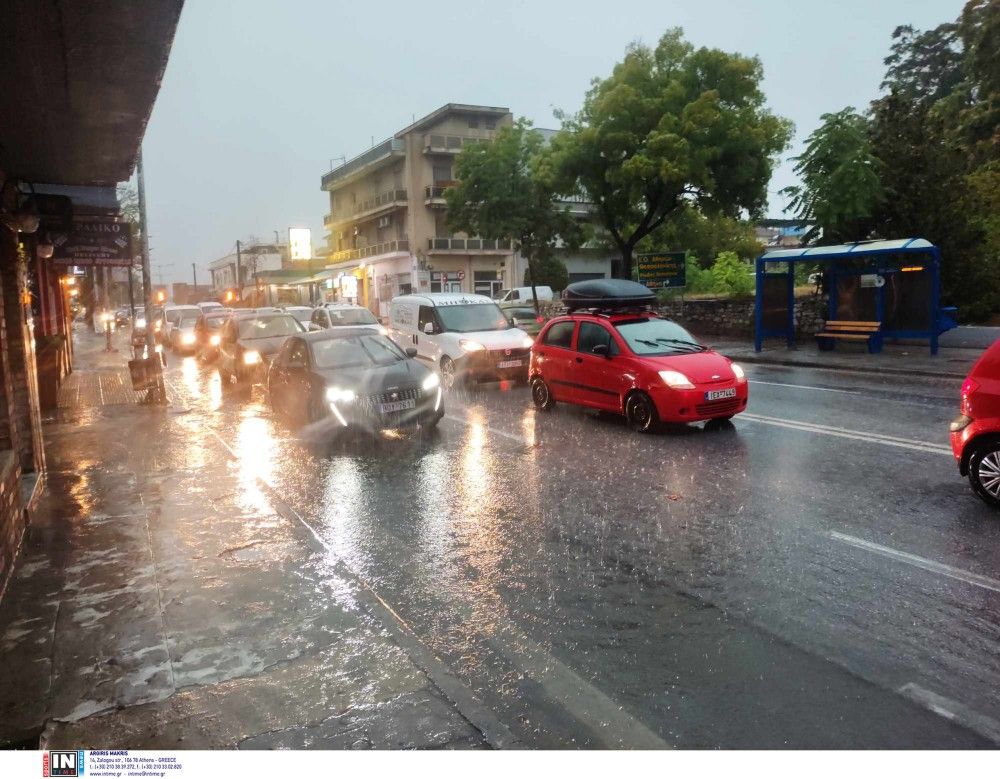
[524, 254, 541, 315]
[619, 244, 634, 281]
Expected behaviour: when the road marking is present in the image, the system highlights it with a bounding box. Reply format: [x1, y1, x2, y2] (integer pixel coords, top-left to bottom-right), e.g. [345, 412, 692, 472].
[740, 412, 952, 455]
[749, 379, 859, 394]
[898, 683, 1000, 744]
[829, 531, 1000, 595]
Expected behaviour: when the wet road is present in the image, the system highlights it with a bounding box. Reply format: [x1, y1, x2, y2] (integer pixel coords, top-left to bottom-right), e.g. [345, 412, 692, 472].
[164, 353, 1000, 748]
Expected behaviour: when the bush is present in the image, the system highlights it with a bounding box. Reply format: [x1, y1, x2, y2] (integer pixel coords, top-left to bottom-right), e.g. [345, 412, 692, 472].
[710, 252, 755, 296]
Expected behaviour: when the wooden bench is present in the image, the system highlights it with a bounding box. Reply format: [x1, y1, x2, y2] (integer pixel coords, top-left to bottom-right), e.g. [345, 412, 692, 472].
[815, 320, 882, 353]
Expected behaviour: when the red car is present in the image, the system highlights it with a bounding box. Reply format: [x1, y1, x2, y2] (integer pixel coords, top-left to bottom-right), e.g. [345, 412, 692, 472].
[529, 281, 748, 432]
[950, 338, 1000, 508]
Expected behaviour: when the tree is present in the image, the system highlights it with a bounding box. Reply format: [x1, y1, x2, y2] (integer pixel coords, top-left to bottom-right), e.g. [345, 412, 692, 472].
[523, 254, 569, 291]
[781, 107, 885, 243]
[445, 120, 582, 311]
[880, 23, 964, 106]
[645, 206, 761, 264]
[542, 28, 791, 279]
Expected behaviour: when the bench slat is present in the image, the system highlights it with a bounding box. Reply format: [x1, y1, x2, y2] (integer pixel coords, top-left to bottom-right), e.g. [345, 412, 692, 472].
[824, 320, 881, 327]
[815, 333, 874, 341]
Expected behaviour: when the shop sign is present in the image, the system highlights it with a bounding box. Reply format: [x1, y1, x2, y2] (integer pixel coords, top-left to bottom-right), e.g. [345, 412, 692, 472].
[51, 218, 134, 267]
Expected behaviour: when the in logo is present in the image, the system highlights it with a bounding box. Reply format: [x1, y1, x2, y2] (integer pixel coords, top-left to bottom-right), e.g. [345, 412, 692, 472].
[45, 750, 84, 777]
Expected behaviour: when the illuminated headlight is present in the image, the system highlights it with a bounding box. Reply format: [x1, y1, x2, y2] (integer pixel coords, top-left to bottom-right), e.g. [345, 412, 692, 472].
[659, 370, 695, 389]
[731, 363, 746, 382]
[153, 322, 162, 331]
[377, 325, 389, 336]
[135, 317, 146, 328]
[181, 332, 196, 345]
[325, 387, 356, 403]
[100, 312, 113, 323]
[422, 372, 440, 391]
[209, 334, 221, 346]
[242, 350, 261, 365]
[459, 339, 485, 353]
[520, 335, 534, 348]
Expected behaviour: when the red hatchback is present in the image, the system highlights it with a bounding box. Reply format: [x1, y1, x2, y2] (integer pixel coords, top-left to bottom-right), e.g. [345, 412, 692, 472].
[950, 338, 1000, 508]
[530, 311, 748, 432]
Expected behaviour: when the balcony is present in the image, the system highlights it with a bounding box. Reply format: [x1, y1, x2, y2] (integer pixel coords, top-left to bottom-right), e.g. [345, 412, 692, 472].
[327, 239, 410, 264]
[427, 237, 512, 253]
[423, 132, 495, 155]
[424, 183, 455, 208]
[325, 189, 408, 231]
[323, 212, 337, 228]
[321, 138, 406, 191]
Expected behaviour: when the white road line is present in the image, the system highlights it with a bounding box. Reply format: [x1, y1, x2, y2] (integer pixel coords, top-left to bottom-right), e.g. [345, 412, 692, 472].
[829, 531, 1000, 595]
[740, 413, 952, 455]
[750, 379, 859, 394]
[898, 683, 1000, 744]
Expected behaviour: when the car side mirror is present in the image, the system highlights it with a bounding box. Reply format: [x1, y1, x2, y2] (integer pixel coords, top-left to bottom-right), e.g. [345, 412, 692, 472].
[405, 347, 418, 358]
[423, 322, 435, 335]
[592, 344, 611, 358]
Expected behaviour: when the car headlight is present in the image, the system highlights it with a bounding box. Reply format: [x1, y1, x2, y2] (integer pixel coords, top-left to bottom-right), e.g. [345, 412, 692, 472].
[422, 372, 440, 391]
[209, 334, 221, 346]
[325, 387, 356, 403]
[135, 317, 146, 328]
[377, 325, 389, 336]
[731, 363, 746, 382]
[520, 334, 534, 348]
[243, 350, 261, 365]
[459, 339, 485, 353]
[153, 322, 162, 331]
[182, 333, 196, 345]
[659, 370, 695, 389]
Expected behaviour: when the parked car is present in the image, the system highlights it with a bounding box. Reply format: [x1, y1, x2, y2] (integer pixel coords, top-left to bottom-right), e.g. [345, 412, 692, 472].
[950, 337, 1000, 508]
[281, 305, 314, 327]
[388, 293, 533, 388]
[310, 303, 385, 334]
[168, 308, 202, 353]
[193, 310, 230, 361]
[216, 311, 304, 388]
[197, 301, 225, 313]
[530, 279, 748, 432]
[499, 302, 546, 338]
[267, 328, 444, 434]
[494, 286, 554, 304]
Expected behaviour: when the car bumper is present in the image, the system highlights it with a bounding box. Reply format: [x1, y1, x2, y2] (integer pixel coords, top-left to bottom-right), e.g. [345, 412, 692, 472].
[648, 381, 749, 423]
[332, 387, 444, 432]
[950, 415, 996, 474]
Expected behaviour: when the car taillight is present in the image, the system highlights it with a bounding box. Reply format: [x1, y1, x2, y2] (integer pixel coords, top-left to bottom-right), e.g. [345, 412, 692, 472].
[535, 316, 544, 324]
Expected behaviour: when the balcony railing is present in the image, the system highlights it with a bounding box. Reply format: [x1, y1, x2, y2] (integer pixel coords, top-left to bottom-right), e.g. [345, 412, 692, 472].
[423, 133, 495, 154]
[354, 188, 407, 215]
[327, 239, 410, 263]
[321, 138, 406, 189]
[427, 237, 512, 252]
[424, 184, 455, 206]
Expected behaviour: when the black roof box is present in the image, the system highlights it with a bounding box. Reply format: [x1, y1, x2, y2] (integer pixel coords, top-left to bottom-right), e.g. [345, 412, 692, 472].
[561, 278, 657, 312]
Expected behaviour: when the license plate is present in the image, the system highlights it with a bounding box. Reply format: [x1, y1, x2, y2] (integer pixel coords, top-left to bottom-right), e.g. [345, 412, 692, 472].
[497, 359, 523, 369]
[379, 399, 415, 413]
[704, 387, 736, 401]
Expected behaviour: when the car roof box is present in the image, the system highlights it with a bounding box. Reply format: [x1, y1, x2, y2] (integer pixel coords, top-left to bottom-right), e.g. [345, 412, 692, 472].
[561, 279, 657, 312]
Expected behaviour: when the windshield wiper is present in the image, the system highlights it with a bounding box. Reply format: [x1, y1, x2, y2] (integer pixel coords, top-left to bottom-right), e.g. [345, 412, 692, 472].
[652, 337, 706, 352]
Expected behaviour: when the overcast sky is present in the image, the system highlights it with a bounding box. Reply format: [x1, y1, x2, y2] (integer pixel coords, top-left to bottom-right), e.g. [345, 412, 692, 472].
[140, 0, 963, 285]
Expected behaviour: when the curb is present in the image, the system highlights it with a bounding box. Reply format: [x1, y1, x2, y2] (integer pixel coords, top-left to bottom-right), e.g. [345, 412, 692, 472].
[728, 353, 967, 380]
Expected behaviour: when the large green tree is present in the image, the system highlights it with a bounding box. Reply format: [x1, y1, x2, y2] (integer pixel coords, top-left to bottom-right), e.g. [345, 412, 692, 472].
[541, 28, 791, 279]
[445, 121, 581, 310]
[781, 107, 885, 244]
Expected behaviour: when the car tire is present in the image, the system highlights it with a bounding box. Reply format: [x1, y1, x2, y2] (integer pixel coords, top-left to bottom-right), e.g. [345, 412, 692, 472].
[968, 441, 1000, 509]
[440, 356, 457, 390]
[625, 391, 659, 434]
[531, 377, 554, 411]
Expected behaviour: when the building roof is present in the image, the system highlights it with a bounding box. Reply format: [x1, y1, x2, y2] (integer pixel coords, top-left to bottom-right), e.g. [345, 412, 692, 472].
[394, 103, 510, 138]
[760, 238, 935, 261]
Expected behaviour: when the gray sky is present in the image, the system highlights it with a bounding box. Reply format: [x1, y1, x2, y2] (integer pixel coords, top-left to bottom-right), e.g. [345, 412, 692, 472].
[141, 0, 963, 285]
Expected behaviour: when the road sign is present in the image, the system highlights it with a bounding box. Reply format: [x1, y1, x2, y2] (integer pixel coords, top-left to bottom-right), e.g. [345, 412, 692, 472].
[636, 252, 686, 290]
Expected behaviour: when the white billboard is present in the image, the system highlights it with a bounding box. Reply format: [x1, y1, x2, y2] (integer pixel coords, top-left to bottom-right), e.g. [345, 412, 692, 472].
[288, 227, 312, 261]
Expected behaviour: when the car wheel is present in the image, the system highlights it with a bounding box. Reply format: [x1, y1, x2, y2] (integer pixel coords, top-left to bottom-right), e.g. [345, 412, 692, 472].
[625, 391, 659, 433]
[969, 441, 1000, 508]
[531, 377, 554, 410]
[440, 356, 457, 390]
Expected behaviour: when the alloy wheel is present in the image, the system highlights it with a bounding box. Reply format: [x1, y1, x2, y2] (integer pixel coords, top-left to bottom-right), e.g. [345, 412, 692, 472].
[978, 450, 1000, 500]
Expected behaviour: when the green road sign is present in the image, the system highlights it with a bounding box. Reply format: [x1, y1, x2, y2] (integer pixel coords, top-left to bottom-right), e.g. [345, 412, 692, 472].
[636, 252, 686, 289]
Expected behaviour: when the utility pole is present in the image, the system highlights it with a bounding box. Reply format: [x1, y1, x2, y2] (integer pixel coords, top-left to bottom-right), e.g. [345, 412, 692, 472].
[192, 262, 197, 289]
[235, 240, 242, 305]
[137, 148, 166, 403]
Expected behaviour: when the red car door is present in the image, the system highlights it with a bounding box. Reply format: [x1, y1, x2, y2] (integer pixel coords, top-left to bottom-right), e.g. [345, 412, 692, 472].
[536, 320, 577, 401]
[571, 321, 627, 411]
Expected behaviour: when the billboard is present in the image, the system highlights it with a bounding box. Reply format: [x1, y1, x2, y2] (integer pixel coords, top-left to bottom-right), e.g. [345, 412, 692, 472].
[50, 218, 135, 267]
[289, 227, 312, 261]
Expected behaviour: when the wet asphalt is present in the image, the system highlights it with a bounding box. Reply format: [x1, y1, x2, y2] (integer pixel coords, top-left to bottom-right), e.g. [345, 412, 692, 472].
[163, 352, 1000, 749]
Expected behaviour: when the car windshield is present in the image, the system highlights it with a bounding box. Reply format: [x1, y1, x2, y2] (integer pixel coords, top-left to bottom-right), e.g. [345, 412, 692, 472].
[436, 303, 509, 333]
[205, 316, 227, 329]
[614, 318, 706, 355]
[310, 334, 405, 370]
[328, 307, 378, 326]
[506, 307, 537, 321]
[286, 308, 312, 323]
[237, 315, 302, 339]
[179, 314, 200, 326]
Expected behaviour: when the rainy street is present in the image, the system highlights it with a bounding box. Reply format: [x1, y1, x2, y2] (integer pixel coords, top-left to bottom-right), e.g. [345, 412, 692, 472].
[153, 350, 1000, 749]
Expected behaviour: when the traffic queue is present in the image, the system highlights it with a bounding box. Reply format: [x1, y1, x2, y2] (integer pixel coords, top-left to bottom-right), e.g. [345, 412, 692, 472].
[133, 279, 1000, 510]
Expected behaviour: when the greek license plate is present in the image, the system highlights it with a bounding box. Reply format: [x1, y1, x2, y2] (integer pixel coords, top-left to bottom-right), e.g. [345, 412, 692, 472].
[497, 360, 523, 369]
[704, 387, 736, 402]
[379, 399, 415, 413]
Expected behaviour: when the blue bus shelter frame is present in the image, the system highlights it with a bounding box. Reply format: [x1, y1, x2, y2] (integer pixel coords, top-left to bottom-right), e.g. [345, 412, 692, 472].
[753, 238, 954, 355]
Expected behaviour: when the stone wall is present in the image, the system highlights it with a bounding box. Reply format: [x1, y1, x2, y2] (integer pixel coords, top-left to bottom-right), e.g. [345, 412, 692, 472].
[0, 451, 22, 598]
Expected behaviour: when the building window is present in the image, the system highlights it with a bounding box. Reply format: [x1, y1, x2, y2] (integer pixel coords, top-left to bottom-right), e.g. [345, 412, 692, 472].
[468, 117, 479, 129]
[432, 164, 452, 183]
[485, 119, 496, 130]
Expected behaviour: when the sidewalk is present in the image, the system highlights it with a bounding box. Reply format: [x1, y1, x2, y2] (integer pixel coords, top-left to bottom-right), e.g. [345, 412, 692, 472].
[706, 337, 985, 380]
[0, 328, 486, 750]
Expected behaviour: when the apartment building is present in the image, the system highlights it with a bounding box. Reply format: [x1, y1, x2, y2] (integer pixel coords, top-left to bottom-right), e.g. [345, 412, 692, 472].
[208, 243, 285, 298]
[321, 104, 517, 317]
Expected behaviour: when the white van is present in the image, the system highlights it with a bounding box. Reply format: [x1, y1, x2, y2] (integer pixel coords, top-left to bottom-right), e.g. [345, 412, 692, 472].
[494, 286, 554, 304]
[388, 293, 533, 387]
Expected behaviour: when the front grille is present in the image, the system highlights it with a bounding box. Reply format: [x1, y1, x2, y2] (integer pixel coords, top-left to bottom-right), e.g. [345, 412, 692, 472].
[488, 347, 530, 360]
[366, 386, 421, 406]
[695, 398, 741, 416]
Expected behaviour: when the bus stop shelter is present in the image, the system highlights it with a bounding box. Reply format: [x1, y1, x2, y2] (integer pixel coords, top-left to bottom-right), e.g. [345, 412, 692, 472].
[754, 238, 957, 355]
